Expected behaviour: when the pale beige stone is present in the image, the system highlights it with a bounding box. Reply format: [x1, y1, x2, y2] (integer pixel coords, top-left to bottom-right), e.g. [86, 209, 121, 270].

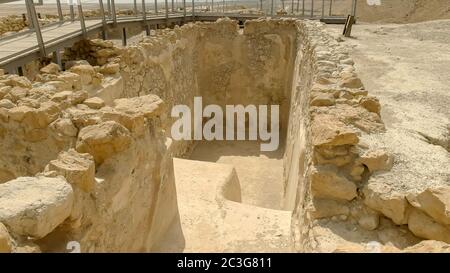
[311, 166, 357, 201]
[0, 222, 12, 253]
[83, 97, 105, 109]
[362, 181, 409, 225]
[0, 176, 73, 238]
[408, 208, 450, 244]
[40, 63, 60, 75]
[46, 149, 95, 192]
[76, 121, 132, 164]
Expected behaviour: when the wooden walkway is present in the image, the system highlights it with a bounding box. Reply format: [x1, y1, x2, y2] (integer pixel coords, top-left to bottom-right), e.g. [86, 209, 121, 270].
[0, 13, 345, 72]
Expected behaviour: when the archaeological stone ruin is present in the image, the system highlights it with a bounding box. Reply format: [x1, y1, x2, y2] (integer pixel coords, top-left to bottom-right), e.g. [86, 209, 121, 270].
[0, 1, 449, 254]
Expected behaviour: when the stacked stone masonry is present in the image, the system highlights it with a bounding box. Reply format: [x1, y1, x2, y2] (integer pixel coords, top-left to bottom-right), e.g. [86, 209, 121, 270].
[0, 18, 448, 253]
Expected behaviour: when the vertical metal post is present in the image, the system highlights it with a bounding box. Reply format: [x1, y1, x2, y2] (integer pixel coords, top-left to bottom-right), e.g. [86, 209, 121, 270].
[321, 0, 324, 18]
[142, 0, 150, 35]
[291, 0, 294, 14]
[165, 0, 169, 20]
[70, 0, 75, 21]
[296, 0, 300, 12]
[171, 0, 175, 12]
[302, 0, 305, 16]
[154, 0, 158, 14]
[52, 49, 62, 68]
[56, 0, 64, 21]
[99, 0, 107, 39]
[351, 0, 357, 17]
[192, 0, 195, 17]
[134, 0, 138, 15]
[77, 0, 87, 37]
[142, 0, 147, 20]
[183, 0, 186, 17]
[107, 0, 111, 17]
[270, 0, 273, 15]
[25, 0, 46, 57]
[122, 28, 127, 46]
[111, 0, 117, 23]
[329, 0, 332, 16]
[211, 0, 214, 12]
[223, 0, 225, 13]
[311, 0, 314, 18]
[25, 2, 34, 29]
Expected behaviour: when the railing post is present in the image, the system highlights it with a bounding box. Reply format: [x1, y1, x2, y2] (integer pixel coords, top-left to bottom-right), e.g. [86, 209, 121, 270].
[165, 0, 169, 21]
[107, 0, 111, 17]
[321, 0, 324, 18]
[270, 0, 274, 15]
[142, 0, 147, 20]
[111, 0, 117, 24]
[69, 0, 75, 21]
[291, 0, 294, 14]
[329, 0, 332, 16]
[183, 0, 186, 17]
[171, 0, 175, 12]
[77, 0, 87, 37]
[192, 0, 195, 17]
[223, 0, 225, 14]
[154, 0, 158, 14]
[25, 1, 34, 29]
[25, 0, 46, 57]
[56, 0, 64, 21]
[302, 0, 305, 16]
[311, 0, 314, 18]
[99, 0, 107, 39]
[351, 0, 357, 17]
[134, 0, 138, 15]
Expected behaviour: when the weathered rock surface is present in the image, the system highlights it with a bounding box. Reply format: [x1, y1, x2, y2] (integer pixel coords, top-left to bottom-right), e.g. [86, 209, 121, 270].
[311, 166, 357, 201]
[46, 149, 95, 192]
[0, 177, 73, 238]
[76, 121, 132, 164]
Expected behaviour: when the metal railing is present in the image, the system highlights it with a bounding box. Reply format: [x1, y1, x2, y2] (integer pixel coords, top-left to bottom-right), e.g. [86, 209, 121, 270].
[0, 0, 356, 71]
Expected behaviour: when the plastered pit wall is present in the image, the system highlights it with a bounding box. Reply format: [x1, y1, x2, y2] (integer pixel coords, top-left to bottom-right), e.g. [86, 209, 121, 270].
[0, 19, 304, 252]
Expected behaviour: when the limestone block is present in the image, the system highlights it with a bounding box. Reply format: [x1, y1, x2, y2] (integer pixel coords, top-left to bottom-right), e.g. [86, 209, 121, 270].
[0, 176, 74, 238]
[362, 181, 409, 225]
[69, 64, 96, 86]
[51, 118, 78, 137]
[339, 77, 363, 89]
[57, 72, 82, 90]
[312, 114, 359, 147]
[359, 96, 381, 115]
[407, 187, 450, 226]
[358, 149, 393, 173]
[99, 63, 120, 75]
[309, 198, 350, 219]
[311, 166, 357, 201]
[40, 63, 60, 75]
[83, 97, 105, 109]
[113, 94, 164, 119]
[311, 93, 335, 107]
[46, 149, 95, 192]
[76, 121, 132, 164]
[0, 222, 12, 253]
[408, 208, 450, 244]
[8, 75, 32, 89]
[0, 99, 15, 109]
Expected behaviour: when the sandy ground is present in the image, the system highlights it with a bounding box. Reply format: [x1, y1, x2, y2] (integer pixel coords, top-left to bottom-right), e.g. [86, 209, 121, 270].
[190, 141, 285, 210]
[326, 20, 449, 194]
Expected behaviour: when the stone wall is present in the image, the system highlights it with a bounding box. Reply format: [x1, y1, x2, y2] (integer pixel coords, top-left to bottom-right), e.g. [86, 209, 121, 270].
[1, 18, 449, 253]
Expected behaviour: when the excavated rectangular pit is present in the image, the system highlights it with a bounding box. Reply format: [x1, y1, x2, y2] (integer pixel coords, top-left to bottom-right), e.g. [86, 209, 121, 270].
[1, 17, 429, 253]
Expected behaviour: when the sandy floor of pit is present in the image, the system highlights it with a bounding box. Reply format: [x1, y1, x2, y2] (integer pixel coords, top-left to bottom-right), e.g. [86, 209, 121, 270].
[190, 141, 285, 210]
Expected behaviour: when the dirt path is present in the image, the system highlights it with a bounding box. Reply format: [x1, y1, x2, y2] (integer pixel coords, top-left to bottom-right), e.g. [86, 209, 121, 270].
[326, 20, 450, 194]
